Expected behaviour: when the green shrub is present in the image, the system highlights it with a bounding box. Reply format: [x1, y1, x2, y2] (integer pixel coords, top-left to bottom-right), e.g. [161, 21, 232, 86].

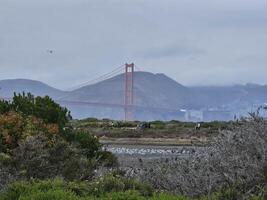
[0, 93, 71, 130]
[200, 187, 240, 200]
[150, 121, 166, 129]
[0, 153, 12, 165]
[248, 186, 267, 200]
[150, 193, 189, 200]
[0, 179, 79, 200]
[62, 130, 101, 159]
[0, 179, 153, 200]
[122, 178, 153, 197]
[1, 179, 265, 200]
[88, 174, 153, 197]
[97, 151, 118, 167]
[84, 118, 99, 122]
[0, 100, 10, 115]
[19, 189, 79, 200]
[102, 190, 145, 200]
[199, 185, 267, 200]
[11, 135, 96, 181]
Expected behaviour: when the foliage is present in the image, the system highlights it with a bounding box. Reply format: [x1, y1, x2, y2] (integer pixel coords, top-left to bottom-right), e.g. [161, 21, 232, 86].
[0, 178, 181, 200]
[0, 111, 60, 151]
[62, 130, 101, 159]
[13, 135, 96, 181]
[1, 178, 265, 200]
[0, 92, 71, 129]
[199, 185, 267, 200]
[88, 174, 153, 197]
[0, 93, 117, 190]
[0, 101, 10, 115]
[150, 121, 166, 129]
[96, 151, 118, 167]
[0, 179, 79, 200]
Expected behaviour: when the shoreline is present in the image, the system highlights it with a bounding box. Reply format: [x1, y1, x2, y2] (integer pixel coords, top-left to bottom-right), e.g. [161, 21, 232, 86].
[100, 137, 208, 146]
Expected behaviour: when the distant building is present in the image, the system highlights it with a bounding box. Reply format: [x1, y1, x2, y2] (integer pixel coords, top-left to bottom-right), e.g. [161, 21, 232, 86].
[185, 110, 203, 121]
[203, 110, 233, 121]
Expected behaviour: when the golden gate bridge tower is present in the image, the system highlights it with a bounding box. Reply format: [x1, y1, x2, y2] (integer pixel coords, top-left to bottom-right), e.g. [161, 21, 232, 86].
[124, 63, 134, 121]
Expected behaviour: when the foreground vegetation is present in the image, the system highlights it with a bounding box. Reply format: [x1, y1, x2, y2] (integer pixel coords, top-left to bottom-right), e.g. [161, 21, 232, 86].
[0, 93, 266, 199]
[0, 93, 116, 189]
[0, 178, 266, 200]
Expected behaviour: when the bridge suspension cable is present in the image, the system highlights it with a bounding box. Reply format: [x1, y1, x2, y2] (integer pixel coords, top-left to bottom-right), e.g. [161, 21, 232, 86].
[69, 64, 125, 90]
[134, 65, 144, 72]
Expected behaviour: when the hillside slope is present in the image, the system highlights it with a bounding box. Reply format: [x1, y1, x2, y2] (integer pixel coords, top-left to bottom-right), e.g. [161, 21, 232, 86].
[1, 74, 267, 120]
[191, 84, 267, 108]
[0, 79, 65, 99]
[60, 72, 192, 109]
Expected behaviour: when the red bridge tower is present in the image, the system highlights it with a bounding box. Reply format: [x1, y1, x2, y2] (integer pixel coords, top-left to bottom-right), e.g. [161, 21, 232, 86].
[124, 63, 134, 121]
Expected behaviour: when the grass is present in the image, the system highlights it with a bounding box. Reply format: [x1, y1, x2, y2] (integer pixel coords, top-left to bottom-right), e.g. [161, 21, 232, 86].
[70, 119, 233, 142]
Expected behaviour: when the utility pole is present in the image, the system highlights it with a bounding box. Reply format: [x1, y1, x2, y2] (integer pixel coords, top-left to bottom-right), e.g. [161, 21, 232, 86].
[124, 63, 134, 121]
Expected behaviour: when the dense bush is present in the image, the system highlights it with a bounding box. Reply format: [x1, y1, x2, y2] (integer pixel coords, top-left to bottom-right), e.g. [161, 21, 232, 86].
[96, 151, 118, 167]
[0, 93, 116, 190]
[62, 130, 101, 159]
[0, 133, 99, 189]
[88, 174, 153, 197]
[150, 121, 166, 129]
[0, 93, 71, 129]
[0, 111, 61, 151]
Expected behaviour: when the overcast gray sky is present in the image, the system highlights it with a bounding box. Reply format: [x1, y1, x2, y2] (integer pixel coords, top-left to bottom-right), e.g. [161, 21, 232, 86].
[1, 0, 267, 89]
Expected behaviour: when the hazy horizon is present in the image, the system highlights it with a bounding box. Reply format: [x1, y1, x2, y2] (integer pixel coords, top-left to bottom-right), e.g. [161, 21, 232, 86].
[1, 71, 267, 91]
[1, 0, 267, 90]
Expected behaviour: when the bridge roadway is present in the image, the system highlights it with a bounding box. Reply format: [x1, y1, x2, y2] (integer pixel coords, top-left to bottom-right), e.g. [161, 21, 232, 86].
[1, 97, 180, 113]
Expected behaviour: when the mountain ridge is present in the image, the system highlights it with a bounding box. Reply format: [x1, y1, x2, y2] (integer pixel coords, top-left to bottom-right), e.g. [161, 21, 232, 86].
[0, 78, 66, 99]
[1, 72, 267, 120]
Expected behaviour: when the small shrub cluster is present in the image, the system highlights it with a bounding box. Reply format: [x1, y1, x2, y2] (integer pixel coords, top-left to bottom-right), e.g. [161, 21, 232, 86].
[88, 174, 153, 197]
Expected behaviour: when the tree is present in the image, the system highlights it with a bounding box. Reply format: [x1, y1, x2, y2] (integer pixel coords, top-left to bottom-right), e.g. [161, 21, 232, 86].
[0, 100, 10, 114]
[0, 92, 71, 129]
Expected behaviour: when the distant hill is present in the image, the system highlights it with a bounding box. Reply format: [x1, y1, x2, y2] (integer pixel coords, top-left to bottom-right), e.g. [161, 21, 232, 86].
[1, 74, 267, 120]
[190, 84, 267, 108]
[60, 72, 192, 109]
[0, 79, 65, 99]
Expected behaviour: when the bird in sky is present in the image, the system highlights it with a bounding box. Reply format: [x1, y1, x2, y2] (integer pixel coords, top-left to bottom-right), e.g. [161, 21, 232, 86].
[46, 49, 53, 54]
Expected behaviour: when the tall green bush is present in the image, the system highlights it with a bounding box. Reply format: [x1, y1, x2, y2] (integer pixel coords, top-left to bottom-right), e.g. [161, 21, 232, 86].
[1, 93, 71, 129]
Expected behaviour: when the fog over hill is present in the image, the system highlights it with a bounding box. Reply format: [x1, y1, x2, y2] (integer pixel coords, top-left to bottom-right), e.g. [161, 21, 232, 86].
[1, 73, 267, 121]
